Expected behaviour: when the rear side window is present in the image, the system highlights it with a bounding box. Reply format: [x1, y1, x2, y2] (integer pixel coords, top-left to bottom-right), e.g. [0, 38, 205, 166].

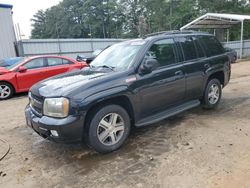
[192, 37, 205, 58]
[62, 59, 73, 65]
[177, 37, 197, 61]
[146, 38, 176, 67]
[198, 35, 224, 57]
[47, 58, 63, 66]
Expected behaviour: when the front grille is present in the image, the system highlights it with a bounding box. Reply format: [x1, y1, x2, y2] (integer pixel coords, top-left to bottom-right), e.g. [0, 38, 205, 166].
[29, 92, 44, 117]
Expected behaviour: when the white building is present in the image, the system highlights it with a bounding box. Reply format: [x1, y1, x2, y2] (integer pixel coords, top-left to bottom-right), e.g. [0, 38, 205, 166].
[0, 4, 16, 59]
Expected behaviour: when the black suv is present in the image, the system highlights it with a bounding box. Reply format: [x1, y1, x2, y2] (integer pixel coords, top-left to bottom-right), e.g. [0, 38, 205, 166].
[25, 31, 231, 153]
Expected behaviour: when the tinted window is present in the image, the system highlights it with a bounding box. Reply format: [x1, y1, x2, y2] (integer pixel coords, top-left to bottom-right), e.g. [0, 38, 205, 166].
[199, 35, 224, 57]
[177, 37, 197, 61]
[146, 38, 176, 67]
[24, 58, 44, 69]
[192, 37, 205, 58]
[47, 58, 63, 66]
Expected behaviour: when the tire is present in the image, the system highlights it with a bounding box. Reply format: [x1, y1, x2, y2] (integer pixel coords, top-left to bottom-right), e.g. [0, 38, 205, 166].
[202, 78, 222, 109]
[86, 104, 131, 153]
[0, 82, 14, 100]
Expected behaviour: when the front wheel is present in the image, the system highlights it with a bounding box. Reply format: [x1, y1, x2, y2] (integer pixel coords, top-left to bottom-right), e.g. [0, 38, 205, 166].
[202, 79, 222, 109]
[0, 82, 14, 100]
[86, 105, 131, 153]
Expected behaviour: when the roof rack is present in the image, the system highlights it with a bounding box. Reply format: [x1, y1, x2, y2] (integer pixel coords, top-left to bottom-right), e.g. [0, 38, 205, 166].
[143, 30, 196, 38]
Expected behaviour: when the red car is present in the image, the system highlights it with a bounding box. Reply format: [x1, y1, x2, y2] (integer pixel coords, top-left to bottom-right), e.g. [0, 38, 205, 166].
[0, 55, 87, 99]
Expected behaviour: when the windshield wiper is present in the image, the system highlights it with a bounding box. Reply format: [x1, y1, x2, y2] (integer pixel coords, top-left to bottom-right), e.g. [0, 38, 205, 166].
[102, 65, 115, 71]
[93, 65, 115, 71]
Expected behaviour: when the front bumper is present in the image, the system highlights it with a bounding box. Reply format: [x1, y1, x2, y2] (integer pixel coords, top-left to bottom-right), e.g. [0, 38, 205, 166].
[25, 105, 85, 143]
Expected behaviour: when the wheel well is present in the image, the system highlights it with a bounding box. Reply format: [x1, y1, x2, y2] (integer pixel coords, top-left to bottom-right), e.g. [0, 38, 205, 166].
[208, 71, 225, 86]
[0, 81, 15, 93]
[84, 96, 135, 129]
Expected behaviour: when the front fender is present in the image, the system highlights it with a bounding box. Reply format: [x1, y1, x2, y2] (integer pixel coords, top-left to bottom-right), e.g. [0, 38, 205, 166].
[78, 85, 134, 111]
[0, 73, 18, 92]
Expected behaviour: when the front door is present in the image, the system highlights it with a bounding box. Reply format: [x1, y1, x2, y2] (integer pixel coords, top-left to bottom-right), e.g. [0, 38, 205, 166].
[16, 58, 46, 91]
[135, 38, 186, 119]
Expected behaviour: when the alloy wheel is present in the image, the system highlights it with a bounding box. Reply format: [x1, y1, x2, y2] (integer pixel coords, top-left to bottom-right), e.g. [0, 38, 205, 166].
[208, 84, 220, 105]
[97, 113, 125, 146]
[0, 84, 11, 99]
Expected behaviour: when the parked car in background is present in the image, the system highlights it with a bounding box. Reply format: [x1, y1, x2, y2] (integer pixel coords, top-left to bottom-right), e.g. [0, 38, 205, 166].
[0, 55, 87, 99]
[0, 57, 24, 67]
[25, 31, 231, 153]
[77, 48, 110, 64]
[225, 47, 237, 63]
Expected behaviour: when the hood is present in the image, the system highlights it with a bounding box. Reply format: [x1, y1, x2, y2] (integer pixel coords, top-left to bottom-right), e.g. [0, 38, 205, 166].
[31, 68, 113, 98]
[0, 67, 10, 75]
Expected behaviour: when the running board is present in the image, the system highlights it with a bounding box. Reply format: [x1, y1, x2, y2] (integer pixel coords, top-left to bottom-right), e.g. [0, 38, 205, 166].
[135, 100, 200, 127]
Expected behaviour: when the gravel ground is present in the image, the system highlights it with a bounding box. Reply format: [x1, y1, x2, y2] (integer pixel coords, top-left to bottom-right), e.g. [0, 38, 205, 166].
[0, 61, 250, 188]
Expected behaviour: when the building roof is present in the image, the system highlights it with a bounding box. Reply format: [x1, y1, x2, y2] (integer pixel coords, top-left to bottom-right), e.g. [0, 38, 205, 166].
[180, 13, 250, 30]
[144, 30, 211, 39]
[0, 3, 13, 9]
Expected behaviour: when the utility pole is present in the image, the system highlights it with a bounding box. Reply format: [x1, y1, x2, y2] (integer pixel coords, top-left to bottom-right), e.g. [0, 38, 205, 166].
[55, 22, 62, 55]
[89, 24, 94, 52]
[102, 0, 106, 38]
[170, 0, 173, 30]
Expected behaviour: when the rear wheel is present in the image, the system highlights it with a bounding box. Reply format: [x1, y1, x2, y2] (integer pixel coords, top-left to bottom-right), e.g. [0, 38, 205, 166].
[86, 104, 131, 153]
[202, 79, 222, 109]
[0, 82, 14, 100]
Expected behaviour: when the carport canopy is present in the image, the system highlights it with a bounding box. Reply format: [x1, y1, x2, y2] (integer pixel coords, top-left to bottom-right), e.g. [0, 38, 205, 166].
[180, 13, 250, 59]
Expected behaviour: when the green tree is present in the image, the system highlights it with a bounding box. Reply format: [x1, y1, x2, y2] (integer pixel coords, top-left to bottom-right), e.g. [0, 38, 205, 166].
[31, 0, 250, 39]
[82, 0, 124, 38]
[31, 10, 47, 38]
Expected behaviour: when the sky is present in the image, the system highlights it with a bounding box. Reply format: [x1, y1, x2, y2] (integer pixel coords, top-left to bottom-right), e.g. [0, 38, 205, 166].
[0, 0, 61, 39]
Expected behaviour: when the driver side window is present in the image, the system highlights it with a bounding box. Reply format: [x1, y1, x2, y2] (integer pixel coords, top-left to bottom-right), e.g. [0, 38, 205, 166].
[146, 38, 176, 67]
[24, 58, 44, 70]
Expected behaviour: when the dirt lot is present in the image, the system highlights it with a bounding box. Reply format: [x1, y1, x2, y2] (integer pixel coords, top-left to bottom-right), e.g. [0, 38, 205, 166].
[1, 61, 250, 188]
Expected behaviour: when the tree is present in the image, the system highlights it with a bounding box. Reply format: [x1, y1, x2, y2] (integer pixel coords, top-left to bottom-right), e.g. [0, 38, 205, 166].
[31, 0, 250, 39]
[31, 10, 47, 39]
[82, 0, 124, 38]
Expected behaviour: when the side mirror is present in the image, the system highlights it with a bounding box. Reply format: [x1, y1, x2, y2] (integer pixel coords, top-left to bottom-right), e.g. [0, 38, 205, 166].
[139, 59, 159, 75]
[76, 55, 91, 65]
[18, 66, 27, 73]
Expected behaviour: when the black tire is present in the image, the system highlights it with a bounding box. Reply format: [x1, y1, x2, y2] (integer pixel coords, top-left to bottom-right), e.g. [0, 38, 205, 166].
[86, 104, 131, 153]
[0, 82, 14, 100]
[202, 78, 222, 109]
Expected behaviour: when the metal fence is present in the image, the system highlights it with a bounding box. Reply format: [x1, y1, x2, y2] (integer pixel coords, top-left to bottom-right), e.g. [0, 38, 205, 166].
[222, 40, 250, 59]
[16, 38, 125, 59]
[16, 38, 250, 59]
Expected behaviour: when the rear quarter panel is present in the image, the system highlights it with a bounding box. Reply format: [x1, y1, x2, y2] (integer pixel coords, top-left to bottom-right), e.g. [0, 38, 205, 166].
[204, 54, 230, 88]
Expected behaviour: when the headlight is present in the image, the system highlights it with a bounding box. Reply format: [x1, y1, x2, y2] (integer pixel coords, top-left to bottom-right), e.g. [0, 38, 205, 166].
[43, 98, 69, 118]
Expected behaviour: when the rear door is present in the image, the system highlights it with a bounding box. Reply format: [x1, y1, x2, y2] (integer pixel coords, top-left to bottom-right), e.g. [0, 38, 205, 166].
[198, 35, 230, 85]
[46, 57, 67, 78]
[16, 58, 46, 90]
[43, 57, 75, 78]
[175, 36, 206, 100]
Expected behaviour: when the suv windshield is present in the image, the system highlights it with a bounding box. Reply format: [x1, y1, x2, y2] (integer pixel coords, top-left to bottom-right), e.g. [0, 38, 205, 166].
[90, 40, 145, 70]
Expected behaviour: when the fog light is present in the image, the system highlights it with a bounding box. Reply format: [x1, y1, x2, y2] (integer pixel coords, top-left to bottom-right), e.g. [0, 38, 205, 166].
[50, 130, 59, 137]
